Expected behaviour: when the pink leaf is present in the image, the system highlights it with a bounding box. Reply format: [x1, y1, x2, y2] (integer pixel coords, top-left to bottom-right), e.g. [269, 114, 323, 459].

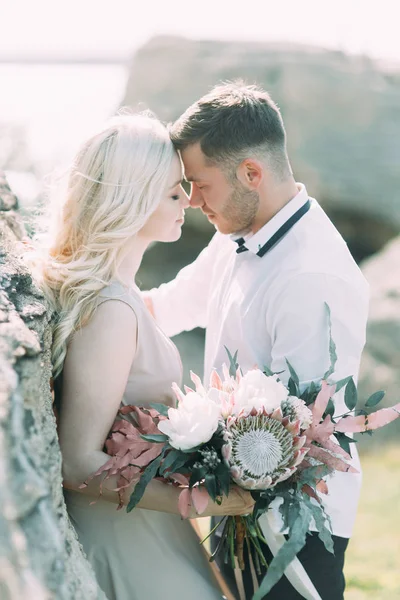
[190, 371, 205, 395]
[335, 403, 400, 433]
[316, 479, 329, 495]
[169, 472, 190, 486]
[172, 382, 186, 403]
[302, 484, 321, 503]
[307, 445, 358, 473]
[210, 370, 223, 390]
[178, 487, 192, 519]
[312, 381, 336, 425]
[191, 486, 210, 515]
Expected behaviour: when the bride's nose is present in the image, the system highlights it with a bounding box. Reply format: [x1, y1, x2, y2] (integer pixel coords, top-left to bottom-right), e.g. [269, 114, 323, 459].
[180, 187, 190, 208]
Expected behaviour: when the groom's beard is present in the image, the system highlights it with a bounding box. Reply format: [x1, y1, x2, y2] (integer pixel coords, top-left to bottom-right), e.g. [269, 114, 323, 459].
[221, 182, 260, 235]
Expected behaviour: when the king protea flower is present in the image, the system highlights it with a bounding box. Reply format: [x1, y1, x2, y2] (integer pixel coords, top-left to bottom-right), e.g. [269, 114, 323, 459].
[222, 407, 308, 490]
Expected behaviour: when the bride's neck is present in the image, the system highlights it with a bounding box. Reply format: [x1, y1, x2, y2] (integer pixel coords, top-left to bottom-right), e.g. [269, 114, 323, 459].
[115, 236, 149, 287]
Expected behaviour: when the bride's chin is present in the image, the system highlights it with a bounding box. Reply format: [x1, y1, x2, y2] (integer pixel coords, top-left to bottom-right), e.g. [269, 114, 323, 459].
[160, 227, 183, 243]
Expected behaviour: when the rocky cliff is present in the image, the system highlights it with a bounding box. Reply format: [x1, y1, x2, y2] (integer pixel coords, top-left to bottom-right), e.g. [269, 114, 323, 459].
[0, 172, 105, 599]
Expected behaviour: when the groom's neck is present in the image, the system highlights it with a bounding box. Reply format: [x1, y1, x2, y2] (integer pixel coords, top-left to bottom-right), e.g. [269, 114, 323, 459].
[250, 178, 299, 234]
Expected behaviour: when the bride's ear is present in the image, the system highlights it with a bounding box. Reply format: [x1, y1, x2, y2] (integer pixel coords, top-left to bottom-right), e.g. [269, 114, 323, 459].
[236, 159, 263, 190]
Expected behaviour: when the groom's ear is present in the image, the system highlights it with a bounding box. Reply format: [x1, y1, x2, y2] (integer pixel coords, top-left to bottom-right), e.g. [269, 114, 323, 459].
[236, 159, 263, 190]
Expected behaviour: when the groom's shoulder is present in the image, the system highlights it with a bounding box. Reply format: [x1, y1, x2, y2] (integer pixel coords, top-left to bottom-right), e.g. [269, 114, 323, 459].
[276, 202, 369, 291]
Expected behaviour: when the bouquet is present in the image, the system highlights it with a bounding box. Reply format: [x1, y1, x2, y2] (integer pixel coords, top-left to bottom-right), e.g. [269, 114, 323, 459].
[81, 306, 400, 599]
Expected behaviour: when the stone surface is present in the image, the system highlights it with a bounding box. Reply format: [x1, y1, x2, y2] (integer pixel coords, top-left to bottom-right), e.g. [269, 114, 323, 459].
[0, 172, 105, 599]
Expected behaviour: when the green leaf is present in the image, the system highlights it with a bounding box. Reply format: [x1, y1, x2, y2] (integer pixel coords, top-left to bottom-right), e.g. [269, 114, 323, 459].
[279, 496, 301, 532]
[344, 378, 358, 411]
[287, 378, 298, 397]
[303, 496, 334, 554]
[204, 473, 217, 501]
[323, 302, 338, 380]
[335, 432, 357, 455]
[126, 452, 164, 512]
[140, 433, 169, 443]
[263, 364, 274, 376]
[334, 375, 353, 393]
[299, 464, 331, 487]
[149, 403, 170, 417]
[224, 346, 239, 377]
[189, 466, 206, 487]
[365, 390, 385, 408]
[253, 503, 312, 600]
[159, 449, 181, 475]
[324, 398, 335, 418]
[214, 462, 231, 497]
[285, 359, 300, 386]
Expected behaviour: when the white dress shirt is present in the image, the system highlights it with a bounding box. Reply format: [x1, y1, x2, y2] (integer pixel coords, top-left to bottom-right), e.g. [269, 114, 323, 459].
[147, 183, 369, 538]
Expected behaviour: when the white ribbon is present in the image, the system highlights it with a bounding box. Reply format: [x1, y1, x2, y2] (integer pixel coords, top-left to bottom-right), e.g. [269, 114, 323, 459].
[258, 509, 322, 600]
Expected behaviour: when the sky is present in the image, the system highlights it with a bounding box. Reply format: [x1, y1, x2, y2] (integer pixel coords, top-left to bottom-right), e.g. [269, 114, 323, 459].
[1, 0, 399, 65]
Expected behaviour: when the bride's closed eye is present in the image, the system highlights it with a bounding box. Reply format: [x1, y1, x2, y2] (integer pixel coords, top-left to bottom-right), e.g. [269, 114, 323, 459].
[171, 194, 180, 201]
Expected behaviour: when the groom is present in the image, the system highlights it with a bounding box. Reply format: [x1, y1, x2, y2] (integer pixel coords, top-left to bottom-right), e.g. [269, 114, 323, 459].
[146, 82, 369, 599]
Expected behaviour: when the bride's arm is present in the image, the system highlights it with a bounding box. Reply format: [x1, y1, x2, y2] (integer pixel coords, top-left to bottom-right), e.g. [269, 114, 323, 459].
[59, 298, 253, 517]
[59, 298, 181, 512]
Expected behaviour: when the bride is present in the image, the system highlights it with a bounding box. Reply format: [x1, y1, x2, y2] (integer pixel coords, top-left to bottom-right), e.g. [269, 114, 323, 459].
[31, 112, 254, 600]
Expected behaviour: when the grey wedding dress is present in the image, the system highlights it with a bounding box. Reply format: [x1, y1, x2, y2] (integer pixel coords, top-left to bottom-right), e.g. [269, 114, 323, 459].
[63, 281, 222, 600]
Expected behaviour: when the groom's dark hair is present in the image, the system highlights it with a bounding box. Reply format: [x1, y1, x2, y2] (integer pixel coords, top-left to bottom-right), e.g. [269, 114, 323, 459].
[169, 80, 291, 182]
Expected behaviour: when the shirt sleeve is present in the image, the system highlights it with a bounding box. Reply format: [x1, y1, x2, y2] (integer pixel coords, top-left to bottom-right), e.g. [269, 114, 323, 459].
[266, 272, 369, 416]
[144, 232, 222, 337]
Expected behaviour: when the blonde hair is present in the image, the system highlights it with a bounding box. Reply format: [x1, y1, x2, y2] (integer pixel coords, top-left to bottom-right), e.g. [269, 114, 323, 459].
[27, 112, 175, 378]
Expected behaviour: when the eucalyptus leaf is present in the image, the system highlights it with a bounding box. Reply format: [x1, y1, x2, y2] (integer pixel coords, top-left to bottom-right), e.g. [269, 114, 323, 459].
[344, 378, 358, 411]
[126, 452, 164, 512]
[303, 497, 334, 554]
[334, 375, 353, 393]
[149, 403, 170, 417]
[365, 390, 385, 408]
[159, 449, 180, 475]
[140, 433, 169, 443]
[253, 503, 312, 599]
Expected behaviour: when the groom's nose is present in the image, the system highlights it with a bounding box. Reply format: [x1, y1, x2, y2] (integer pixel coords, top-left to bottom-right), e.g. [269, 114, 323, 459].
[189, 183, 204, 208]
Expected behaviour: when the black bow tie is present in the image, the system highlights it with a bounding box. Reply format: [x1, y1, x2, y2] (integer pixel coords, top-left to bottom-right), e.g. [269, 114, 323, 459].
[235, 199, 311, 257]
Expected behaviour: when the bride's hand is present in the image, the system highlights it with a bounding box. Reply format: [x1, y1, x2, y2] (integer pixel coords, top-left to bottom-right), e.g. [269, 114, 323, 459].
[199, 485, 255, 518]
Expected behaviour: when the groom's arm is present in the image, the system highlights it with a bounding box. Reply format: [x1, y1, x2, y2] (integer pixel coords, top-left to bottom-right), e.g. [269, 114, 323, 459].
[267, 272, 369, 415]
[143, 232, 221, 337]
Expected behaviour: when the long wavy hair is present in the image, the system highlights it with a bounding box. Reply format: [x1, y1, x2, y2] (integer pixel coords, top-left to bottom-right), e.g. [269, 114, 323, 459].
[27, 112, 175, 378]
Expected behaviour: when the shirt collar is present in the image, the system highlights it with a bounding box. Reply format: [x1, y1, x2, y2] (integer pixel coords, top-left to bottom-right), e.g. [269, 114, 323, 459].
[231, 183, 309, 255]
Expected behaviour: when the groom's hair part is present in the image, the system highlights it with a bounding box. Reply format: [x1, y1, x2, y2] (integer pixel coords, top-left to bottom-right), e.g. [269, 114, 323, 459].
[169, 81, 292, 182]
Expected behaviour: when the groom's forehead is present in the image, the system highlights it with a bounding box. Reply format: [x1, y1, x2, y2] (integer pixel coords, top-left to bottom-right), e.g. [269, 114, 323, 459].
[181, 143, 207, 177]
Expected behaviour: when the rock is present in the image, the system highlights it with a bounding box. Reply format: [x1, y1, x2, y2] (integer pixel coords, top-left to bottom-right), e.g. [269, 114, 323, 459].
[0, 171, 105, 599]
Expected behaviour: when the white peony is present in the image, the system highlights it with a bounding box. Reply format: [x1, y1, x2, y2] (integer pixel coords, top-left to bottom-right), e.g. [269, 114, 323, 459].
[158, 392, 220, 451]
[233, 370, 288, 415]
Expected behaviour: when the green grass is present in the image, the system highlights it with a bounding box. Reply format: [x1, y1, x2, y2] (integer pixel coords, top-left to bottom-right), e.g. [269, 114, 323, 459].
[345, 445, 400, 600]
